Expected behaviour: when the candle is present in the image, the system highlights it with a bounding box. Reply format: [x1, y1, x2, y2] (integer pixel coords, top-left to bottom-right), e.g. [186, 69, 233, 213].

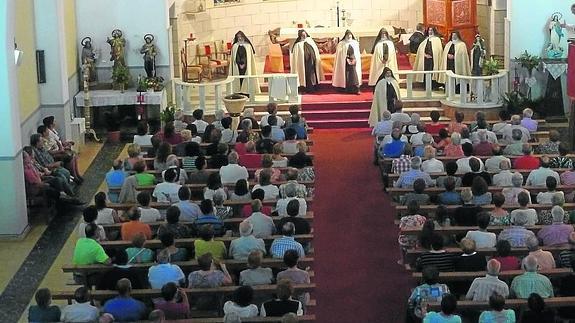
[297, 23, 303, 28]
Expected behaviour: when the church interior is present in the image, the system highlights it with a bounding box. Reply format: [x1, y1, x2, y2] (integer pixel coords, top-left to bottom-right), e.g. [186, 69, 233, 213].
[3, 0, 575, 322]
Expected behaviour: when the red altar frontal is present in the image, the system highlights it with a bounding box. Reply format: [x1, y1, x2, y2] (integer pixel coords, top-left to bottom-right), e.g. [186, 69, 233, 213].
[569, 43, 575, 100]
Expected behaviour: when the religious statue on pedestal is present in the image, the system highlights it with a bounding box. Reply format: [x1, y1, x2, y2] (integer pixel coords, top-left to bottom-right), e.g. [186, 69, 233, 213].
[547, 13, 565, 58]
[332, 30, 361, 94]
[471, 34, 486, 76]
[368, 28, 398, 86]
[81, 37, 97, 84]
[369, 67, 401, 127]
[140, 34, 157, 78]
[413, 27, 443, 87]
[230, 31, 260, 93]
[291, 29, 324, 93]
[107, 29, 126, 69]
[438, 31, 470, 86]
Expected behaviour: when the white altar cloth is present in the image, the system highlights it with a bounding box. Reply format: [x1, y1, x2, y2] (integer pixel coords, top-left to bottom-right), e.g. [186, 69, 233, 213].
[74, 89, 167, 109]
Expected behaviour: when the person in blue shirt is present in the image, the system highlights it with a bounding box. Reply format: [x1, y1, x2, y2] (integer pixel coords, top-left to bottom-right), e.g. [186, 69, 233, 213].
[268, 115, 285, 142]
[28, 288, 61, 323]
[381, 128, 406, 158]
[438, 177, 463, 205]
[103, 278, 147, 322]
[105, 159, 126, 203]
[194, 199, 225, 235]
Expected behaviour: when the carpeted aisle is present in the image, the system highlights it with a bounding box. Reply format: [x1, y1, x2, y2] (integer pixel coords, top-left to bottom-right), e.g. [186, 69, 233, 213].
[311, 129, 413, 323]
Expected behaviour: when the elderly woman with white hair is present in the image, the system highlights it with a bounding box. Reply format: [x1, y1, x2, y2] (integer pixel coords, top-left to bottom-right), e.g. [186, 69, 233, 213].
[275, 182, 307, 217]
[501, 172, 531, 205]
[403, 113, 421, 135]
[521, 107, 538, 132]
[212, 109, 226, 130]
[414, 133, 433, 157]
[444, 132, 464, 157]
[421, 146, 444, 173]
[537, 192, 566, 225]
[502, 114, 530, 144]
[538, 205, 574, 246]
[237, 118, 260, 144]
[229, 222, 266, 261]
[240, 107, 260, 129]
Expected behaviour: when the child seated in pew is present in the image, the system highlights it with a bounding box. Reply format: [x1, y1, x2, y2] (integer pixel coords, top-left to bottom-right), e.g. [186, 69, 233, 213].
[447, 111, 467, 135]
[94, 192, 121, 224]
[126, 232, 154, 264]
[398, 200, 427, 265]
[137, 192, 163, 223]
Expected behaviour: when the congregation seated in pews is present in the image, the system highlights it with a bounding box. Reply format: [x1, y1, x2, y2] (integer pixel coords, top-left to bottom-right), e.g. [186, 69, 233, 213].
[373, 105, 575, 321]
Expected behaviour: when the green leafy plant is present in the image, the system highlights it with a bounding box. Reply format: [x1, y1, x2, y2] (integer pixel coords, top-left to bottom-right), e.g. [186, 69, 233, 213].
[145, 76, 165, 91]
[111, 65, 131, 89]
[482, 57, 501, 76]
[515, 50, 541, 75]
[502, 91, 545, 115]
[160, 104, 177, 123]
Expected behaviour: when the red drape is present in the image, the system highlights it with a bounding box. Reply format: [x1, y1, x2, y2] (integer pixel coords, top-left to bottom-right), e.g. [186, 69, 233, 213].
[568, 43, 575, 99]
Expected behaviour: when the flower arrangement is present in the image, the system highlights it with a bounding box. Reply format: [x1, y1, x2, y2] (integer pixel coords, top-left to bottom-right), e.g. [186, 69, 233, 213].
[515, 50, 541, 75]
[145, 76, 165, 91]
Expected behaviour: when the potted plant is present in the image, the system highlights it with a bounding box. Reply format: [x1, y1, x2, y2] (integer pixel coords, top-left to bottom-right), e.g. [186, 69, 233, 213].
[160, 104, 177, 126]
[136, 75, 147, 92]
[482, 57, 500, 76]
[104, 111, 121, 143]
[145, 76, 165, 92]
[111, 65, 131, 92]
[502, 90, 546, 116]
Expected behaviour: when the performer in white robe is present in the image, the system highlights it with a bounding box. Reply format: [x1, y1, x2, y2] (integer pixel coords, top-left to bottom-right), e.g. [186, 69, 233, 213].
[413, 27, 443, 84]
[332, 30, 362, 93]
[438, 31, 471, 85]
[290, 29, 324, 93]
[369, 67, 401, 127]
[368, 28, 398, 86]
[230, 31, 260, 94]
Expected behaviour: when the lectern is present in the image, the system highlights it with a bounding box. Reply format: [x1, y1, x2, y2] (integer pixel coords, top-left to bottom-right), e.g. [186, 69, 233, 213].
[423, 0, 478, 46]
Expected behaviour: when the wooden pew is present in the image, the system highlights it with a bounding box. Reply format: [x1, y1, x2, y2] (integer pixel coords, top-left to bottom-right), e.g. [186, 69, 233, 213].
[107, 181, 315, 195]
[51, 283, 316, 303]
[143, 153, 315, 168]
[400, 224, 547, 237]
[100, 234, 314, 250]
[379, 154, 575, 169]
[107, 197, 314, 211]
[394, 203, 575, 215]
[101, 213, 315, 236]
[387, 185, 575, 198]
[428, 296, 575, 311]
[62, 258, 315, 276]
[406, 244, 571, 261]
[412, 268, 572, 282]
[136, 167, 309, 179]
[155, 315, 317, 322]
[141, 140, 315, 150]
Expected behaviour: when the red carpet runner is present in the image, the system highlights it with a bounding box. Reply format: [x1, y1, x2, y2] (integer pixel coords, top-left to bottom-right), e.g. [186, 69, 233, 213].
[312, 129, 414, 322]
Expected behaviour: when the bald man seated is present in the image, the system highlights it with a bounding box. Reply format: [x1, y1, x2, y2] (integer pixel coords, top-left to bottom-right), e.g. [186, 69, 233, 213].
[465, 259, 510, 301]
[510, 255, 554, 299]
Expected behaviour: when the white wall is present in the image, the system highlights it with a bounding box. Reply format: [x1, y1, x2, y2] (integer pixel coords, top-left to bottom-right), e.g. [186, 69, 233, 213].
[76, 0, 171, 69]
[177, 0, 423, 59]
[508, 0, 571, 59]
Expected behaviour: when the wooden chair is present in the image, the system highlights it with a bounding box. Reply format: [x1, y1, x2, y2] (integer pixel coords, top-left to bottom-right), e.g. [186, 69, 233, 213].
[214, 40, 232, 61]
[181, 48, 202, 83]
[196, 43, 228, 80]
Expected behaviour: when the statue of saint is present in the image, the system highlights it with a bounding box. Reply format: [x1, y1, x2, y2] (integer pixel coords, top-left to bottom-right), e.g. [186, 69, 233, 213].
[140, 34, 157, 78]
[81, 37, 97, 83]
[107, 29, 126, 69]
[548, 13, 565, 58]
[470, 34, 486, 76]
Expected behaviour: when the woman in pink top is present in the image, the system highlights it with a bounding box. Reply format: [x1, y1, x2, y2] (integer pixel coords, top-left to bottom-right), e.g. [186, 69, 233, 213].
[492, 240, 520, 271]
[443, 132, 464, 157]
[254, 155, 282, 183]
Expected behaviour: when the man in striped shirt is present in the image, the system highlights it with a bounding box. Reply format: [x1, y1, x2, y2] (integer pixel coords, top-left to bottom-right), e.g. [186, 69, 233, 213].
[270, 222, 305, 259]
[416, 234, 455, 272]
[465, 259, 509, 301]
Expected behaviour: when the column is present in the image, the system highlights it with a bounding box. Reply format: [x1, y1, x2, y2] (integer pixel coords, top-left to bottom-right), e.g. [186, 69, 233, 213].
[0, 0, 30, 237]
[34, 0, 73, 140]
